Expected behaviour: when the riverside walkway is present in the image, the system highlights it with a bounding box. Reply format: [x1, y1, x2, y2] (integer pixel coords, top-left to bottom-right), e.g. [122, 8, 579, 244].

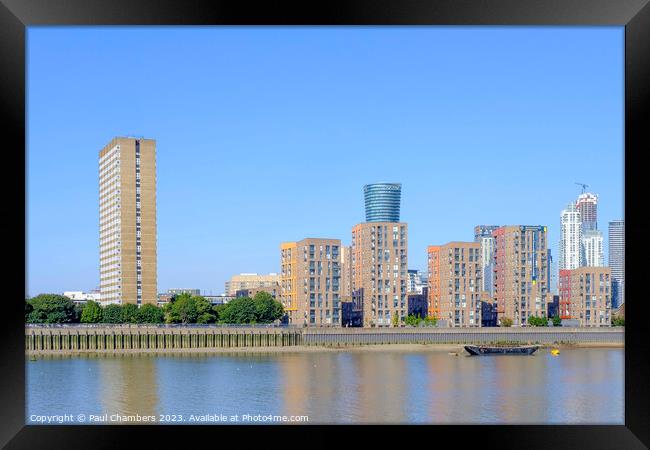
[25, 324, 623, 354]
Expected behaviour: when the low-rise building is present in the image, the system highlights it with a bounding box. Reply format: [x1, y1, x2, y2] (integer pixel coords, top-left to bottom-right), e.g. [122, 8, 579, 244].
[168, 288, 201, 296]
[63, 290, 101, 305]
[235, 284, 281, 298]
[225, 273, 280, 296]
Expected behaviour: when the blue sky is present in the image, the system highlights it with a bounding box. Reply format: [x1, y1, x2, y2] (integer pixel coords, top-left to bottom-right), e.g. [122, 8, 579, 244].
[26, 27, 624, 297]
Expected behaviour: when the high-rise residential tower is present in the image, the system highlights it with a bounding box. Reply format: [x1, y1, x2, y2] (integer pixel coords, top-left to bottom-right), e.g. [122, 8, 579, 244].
[560, 203, 582, 270]
[280, 238, 342, 326]
[493, 226, 550, 326]
[576, 192, 598, 233]
[363, 183, 401, 222]
[608, 220, 625, 308]
[428, 242, 482, 327]
[353, 183, 408, 327]
[99, 137, 157, 305]
[581, 230, 604, 267]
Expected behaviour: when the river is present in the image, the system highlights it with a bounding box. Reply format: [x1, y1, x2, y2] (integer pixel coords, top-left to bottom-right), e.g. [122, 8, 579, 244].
[26, 347, 623, 424]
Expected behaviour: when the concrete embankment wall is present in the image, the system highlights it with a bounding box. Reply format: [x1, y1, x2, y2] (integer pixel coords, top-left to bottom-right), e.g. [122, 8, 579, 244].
[25, 325, 623, 354]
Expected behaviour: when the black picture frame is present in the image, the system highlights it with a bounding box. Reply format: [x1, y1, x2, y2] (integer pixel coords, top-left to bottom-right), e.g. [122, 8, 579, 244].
[2, 0, 648, 448]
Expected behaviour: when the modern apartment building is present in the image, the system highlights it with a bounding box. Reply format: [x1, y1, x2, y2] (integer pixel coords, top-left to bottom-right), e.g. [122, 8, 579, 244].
[99, 137, 157, 305]
[493, 226, 550, 326]
[560, 202, 582, 270]
[224, 273, 280, 296]
[608, 220, 625, 308]
[559, 267, 611, 327]
[576, 192, 598, 233]
[581, 230, 604, 267]
[280, 239, 342, 326]
[352, 222, 408, 327]
[427, 242, 482, 327]
[363, 183, 401, 222]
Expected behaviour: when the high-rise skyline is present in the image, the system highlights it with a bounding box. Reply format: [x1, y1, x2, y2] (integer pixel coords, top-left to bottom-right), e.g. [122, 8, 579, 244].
[608, 220, 625, 308]
[559, 202, 582, 270]
[99, 137, 157, 305]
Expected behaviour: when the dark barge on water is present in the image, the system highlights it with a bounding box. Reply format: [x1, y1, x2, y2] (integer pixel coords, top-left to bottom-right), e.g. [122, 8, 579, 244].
[464, 344, 539, 356]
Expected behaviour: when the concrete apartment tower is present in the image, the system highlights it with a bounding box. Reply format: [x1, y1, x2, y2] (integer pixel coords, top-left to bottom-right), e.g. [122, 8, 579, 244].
[493, 226, 550, 326]
[608, 220, 625, 308]
[280, 238, 342, 326]
[99, 137, 157, 305]
[427, 242, 482, 327]
[352, 183, 408, 327]
[560, 203, 582, 270]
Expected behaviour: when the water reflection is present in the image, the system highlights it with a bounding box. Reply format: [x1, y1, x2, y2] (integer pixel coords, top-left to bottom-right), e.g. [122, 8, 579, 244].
[27, 348, 624, 425]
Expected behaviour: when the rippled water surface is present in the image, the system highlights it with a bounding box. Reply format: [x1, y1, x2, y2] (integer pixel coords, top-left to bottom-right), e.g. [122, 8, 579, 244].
[27, 348, 623, 424]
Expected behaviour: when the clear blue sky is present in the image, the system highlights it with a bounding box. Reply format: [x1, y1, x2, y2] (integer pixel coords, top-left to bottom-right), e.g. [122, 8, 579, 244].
[26, 26, 624, 297]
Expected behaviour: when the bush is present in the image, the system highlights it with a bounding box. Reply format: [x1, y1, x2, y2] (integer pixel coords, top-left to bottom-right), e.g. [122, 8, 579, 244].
[500, 317, 513, 327]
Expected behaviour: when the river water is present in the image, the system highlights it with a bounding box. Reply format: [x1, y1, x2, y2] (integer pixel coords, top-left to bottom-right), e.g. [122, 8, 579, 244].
[26, 347, 623, 424]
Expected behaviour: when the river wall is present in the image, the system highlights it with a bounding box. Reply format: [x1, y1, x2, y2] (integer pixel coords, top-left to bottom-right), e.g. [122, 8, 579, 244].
[25, 325, 624, 354]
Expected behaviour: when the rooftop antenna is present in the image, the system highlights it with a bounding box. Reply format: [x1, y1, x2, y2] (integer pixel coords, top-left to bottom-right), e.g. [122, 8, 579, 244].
[575, 182, 589, 194]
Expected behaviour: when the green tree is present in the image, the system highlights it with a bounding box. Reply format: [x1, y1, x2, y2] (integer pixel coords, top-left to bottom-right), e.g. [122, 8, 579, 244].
[213, 303, 227, 322]
[552, 316, 562, 327]
[164, 293, 199, 324]
[252, 291, 284, 323]
[136, 304, 164, 324]
[27, 294, 77, 323]
[612, 316, 625, 327]
[25, 300, 33, 322]
[500, 317, 513, 327]
[218, 297, 257, 324]
[195, 295, 216, 324]
[80, 300, 103, 323]
[392, 314, 400, 327]
[102, 304, 124, 323]
[121, 303, 139, 323]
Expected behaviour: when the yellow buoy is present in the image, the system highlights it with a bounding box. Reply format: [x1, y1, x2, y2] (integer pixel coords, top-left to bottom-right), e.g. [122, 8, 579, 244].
[551, 349, 560, 356]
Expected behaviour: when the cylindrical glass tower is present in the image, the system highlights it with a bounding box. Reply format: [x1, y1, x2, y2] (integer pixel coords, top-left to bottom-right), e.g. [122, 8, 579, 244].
[364, 183, 401, 222]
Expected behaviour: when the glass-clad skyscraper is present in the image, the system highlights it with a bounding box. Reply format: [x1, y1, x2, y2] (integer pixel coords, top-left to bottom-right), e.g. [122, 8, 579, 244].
[364, 183, 401, 222]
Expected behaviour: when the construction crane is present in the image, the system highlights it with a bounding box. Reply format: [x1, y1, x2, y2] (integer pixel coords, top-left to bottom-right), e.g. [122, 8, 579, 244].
[575, 182, 589, 194]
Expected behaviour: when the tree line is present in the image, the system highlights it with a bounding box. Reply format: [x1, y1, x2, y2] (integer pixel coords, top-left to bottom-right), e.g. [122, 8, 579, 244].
[25, 292, 284, 325]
